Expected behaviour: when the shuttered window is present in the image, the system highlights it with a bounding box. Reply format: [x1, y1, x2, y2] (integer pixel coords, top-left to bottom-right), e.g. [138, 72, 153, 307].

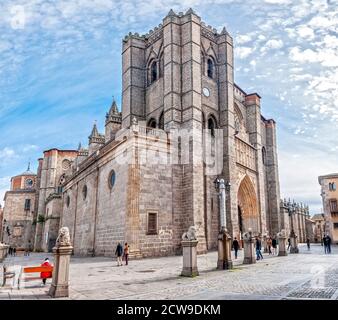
[330, 200, 338, 213]
[24, 199, 31, 211]
[147, 212, 157, 235]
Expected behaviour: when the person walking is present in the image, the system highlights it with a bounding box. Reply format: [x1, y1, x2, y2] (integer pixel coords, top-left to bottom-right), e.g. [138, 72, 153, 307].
[323, 236, 328, 254]
[326, 235, 332, 254]
[232, 237, 239, 259]
[123, 243, 130, 265]
[287, 238, 291, 251]
[267, 237, 272, 255]
[40, 258, 53, 285]
[306, 237, 310, 250]
[13, 247, 16, 257]
[255, 237, 263, 260]
[115, 242, 123, 266]
[272, 237, 277, 255]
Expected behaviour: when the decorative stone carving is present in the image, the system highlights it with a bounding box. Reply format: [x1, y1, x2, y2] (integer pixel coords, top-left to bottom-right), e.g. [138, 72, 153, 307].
[182, 226, 197, 241]
[56, 227, 71, 247]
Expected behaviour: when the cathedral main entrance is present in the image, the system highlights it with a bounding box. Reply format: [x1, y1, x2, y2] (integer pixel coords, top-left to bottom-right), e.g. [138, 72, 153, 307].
[237, 175, 259, 242]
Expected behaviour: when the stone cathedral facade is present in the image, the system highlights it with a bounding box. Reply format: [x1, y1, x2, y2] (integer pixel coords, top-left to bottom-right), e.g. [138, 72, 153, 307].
[2, 10, 283, 257]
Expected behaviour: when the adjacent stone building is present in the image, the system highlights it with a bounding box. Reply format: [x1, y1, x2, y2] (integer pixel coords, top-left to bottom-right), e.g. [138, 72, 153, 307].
[279, 198, 311, 243]
[311, 213, 325, 243]
[2, 9, 288, 256]
[319, 173, 338, 243]
[2, 165, 37, 249]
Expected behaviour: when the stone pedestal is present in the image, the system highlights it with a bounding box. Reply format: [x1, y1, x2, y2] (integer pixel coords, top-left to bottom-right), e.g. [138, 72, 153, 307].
[278, 231, 287, 256]
[289, 231, 299, 254]
[217, 228, 233, 270]
[243, 232, 256, 264]
[49, 245, 73, 298]
[0, 244, 9, 262]
[181, 240, 199, 277]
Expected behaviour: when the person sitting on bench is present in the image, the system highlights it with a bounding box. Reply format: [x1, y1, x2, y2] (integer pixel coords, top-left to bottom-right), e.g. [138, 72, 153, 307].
[40, 258, 53, 285]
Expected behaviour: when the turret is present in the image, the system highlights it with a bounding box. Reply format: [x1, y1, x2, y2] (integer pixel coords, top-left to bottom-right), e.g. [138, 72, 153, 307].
[88, 122, 105, 155]
[105, 99, 122, 142]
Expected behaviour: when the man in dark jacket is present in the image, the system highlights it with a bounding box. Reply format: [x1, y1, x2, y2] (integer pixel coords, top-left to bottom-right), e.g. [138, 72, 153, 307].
[326, 235, 332, 254]
[115, 242, 123, 266]
[232, 238, 240, 259]
[255, 237, 263, 260]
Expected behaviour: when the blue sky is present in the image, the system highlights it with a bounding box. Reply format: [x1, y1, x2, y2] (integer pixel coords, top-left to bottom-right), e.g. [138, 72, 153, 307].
[0, 0, 337, 214]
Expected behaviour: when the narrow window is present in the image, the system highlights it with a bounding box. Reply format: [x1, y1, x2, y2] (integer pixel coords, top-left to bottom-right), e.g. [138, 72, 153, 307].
[24, 199, 31, 211]
[159, 112, 164, 130]
[262, 147, 267, 165]
[208, 117, 216, 137]
[207, 58, 214, 78]
[159, 54, 164, 78]
[332, 183, 337, 191]
[147, 212, 158, 235]
[151, 61, 157, 83]
[82, 185, 88, 200]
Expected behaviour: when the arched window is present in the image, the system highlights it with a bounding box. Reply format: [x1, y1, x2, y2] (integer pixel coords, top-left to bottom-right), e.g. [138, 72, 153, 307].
[159, 54, 164, 78]
[147, 118, 157, 128]
[151, 61, 157, 83]
[330, 182, 337, 191]
[207, 58, 214, 79]
[262, 147, 267, 165]
[208, 116, 217, 137]
[159, 112, 164, 130]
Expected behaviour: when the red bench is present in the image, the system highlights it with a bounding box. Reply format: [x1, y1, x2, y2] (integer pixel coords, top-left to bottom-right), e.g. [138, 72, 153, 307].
[18, 266, 53, 289]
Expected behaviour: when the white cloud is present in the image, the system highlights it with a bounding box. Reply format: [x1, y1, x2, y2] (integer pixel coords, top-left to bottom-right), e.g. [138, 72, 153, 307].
[235, 46, 254, 59]
[296, 25, 315, 40]
[0, 147, 16, 160]
[236, 34, 252, 44]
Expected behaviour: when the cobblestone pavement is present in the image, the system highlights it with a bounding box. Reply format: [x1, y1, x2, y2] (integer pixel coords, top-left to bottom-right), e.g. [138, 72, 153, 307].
[1, 244, 338, 300]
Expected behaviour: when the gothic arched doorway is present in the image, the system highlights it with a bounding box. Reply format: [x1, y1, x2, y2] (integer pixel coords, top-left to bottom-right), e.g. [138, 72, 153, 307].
[237, 175, 259, 239]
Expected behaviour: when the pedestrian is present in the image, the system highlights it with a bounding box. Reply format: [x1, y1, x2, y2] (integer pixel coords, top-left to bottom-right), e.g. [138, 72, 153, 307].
[8, 246, 12, 256]
[326, 235, 332, 254]
[115, 242, 123, 266]
[40, 258, 53, 285]
[255, 237, 263, 260]
[272, 237, 277, 255]
[306, 237, 310, 250]
[123, 243, 130, 265]
[323, 236, 328, 254]
[287, 238, 291, 251]
[267, 237, 272, 255]
[13, 247, 16, 257]
[232, 237, 239, 259]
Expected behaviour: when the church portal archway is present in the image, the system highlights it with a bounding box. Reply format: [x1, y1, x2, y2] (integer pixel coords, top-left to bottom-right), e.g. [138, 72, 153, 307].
[237, 175, 259, 237]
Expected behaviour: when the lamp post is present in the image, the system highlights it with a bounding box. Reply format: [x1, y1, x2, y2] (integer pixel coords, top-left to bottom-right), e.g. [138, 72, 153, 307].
[214, 178, 233, 270]
[288, 200, 299, 253]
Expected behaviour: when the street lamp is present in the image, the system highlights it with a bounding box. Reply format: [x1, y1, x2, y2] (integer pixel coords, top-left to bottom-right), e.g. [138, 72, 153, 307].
[214, 177, 233, 270]
[214, 178, 231, 231]
[287, 199, 299, 253]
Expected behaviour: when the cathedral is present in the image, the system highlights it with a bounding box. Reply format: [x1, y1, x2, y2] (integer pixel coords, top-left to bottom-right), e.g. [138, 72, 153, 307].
[1, 9, 284, 257]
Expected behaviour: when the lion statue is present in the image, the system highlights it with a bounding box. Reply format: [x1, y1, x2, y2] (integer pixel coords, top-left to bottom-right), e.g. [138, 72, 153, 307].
[182, 226, 197, 241]
[56, 227, 71, 247]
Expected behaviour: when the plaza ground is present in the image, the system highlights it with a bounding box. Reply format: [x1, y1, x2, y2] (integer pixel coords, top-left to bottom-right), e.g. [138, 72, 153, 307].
[1, 243, 338, 300]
